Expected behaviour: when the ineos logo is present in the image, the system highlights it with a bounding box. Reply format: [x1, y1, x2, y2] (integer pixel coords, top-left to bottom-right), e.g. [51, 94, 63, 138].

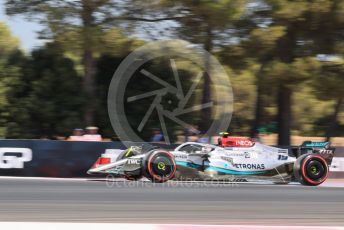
[235, 140, 254, 147]
[0, 148, 33, 169]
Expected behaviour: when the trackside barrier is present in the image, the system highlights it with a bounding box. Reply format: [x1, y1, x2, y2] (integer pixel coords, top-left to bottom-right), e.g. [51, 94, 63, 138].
[0, 140, 126, 177]
[0, 140, 343, 178]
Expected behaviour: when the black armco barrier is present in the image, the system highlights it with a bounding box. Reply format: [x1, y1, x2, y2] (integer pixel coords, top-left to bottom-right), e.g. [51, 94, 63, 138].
[0, 139, 342, 178]
[0, 140, 128, 177]
[0, 140, 179, 177]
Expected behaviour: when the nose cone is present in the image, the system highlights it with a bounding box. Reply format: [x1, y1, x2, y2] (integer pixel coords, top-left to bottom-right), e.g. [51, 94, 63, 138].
[87, 167, 99, 175]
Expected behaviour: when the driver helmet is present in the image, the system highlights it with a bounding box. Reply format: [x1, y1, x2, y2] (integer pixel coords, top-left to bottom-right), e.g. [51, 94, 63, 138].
[218, 131, 230, 146]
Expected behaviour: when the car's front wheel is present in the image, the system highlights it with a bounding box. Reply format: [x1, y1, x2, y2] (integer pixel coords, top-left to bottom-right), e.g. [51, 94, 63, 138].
[143, 150, 176, 183]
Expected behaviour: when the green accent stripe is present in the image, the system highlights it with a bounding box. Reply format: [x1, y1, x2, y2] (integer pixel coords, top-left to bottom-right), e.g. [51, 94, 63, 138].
[303, 142, 328, 148]
[206, 166, 266, 175]
[176, 161, 200, 169]
[176, 161, 267, 175]
[125, 147, 132, 157]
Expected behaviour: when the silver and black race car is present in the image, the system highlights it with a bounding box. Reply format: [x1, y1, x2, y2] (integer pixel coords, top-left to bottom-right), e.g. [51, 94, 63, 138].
[87, 137, 335, 186]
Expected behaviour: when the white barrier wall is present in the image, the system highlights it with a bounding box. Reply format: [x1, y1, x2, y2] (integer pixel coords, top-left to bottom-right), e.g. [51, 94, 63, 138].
[330, 157, 344, 172]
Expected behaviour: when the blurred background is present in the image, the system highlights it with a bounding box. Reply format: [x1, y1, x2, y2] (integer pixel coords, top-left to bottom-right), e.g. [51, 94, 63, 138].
[0, 0, 343, 146]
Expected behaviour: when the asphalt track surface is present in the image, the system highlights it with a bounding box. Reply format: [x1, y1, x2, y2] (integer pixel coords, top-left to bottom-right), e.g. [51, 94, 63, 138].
[0, 177, 343, 226]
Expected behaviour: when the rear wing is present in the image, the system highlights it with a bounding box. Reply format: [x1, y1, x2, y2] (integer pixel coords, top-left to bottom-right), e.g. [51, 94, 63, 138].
[292, 141, 335, 165]
[301, 141, 330, 149]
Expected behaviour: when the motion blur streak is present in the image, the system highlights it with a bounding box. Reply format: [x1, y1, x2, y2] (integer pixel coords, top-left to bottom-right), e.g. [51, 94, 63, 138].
[0, 178, 344, 225]
[0, 223, 343, 230]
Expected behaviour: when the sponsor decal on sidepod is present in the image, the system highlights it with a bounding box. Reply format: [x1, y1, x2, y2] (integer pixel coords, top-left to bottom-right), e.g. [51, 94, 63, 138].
[234, 163, 265, 170]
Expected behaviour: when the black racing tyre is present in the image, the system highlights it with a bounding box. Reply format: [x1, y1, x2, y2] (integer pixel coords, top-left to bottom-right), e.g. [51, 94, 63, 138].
[143, 150, 176, 183]
[293, 154, 308, 185]
[293, 154, 329, 186]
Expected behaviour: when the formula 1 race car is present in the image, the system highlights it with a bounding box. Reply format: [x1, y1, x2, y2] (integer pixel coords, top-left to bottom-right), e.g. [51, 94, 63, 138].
[87, 136, 335, 186]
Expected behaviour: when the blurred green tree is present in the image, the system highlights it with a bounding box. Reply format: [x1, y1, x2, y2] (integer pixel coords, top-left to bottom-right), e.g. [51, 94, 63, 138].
[148, 0, 247, 131]
[3, 0, 344, 141]
[312, 61, 344, 141]
[95, 53, 197, 142]
[219, 0, 344, 143]
[224, 0, 344, 144]
[220, 24, 287, 138]
[267, 0, 344, 144]
[5, 0, 110, 125]
[0, 22, 21, 137]
[0, 21, 19, 53]
[5, 0, 170, 126]
[5, 43, 84, 138]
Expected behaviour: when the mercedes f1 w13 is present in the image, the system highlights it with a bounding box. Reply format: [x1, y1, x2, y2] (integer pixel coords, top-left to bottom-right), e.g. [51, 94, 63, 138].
[87, 137, 335, 186]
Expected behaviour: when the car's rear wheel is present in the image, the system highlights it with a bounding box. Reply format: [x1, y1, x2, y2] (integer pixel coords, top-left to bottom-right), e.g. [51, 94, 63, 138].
[293, 154, 329, 186]
[143, 150, 176, 183]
